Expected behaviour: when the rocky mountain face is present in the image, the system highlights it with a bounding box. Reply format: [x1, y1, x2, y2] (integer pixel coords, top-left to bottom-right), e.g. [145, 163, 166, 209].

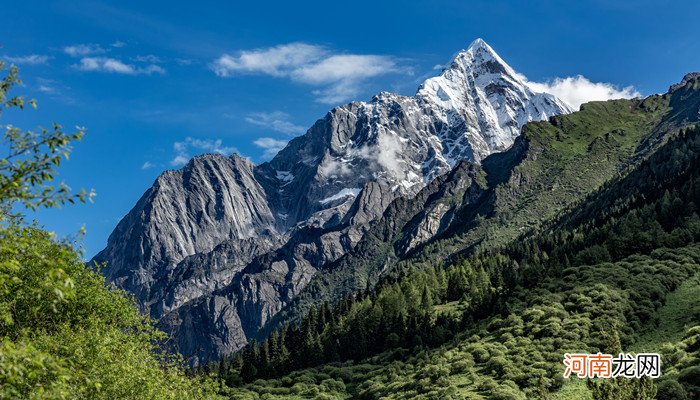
[92, 39, 572, 364]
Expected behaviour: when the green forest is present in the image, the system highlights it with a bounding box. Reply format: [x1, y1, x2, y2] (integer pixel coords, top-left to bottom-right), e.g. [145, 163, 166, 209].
[2, 62, 700, 400]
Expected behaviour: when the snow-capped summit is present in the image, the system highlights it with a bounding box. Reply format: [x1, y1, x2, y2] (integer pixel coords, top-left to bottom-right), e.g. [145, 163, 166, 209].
[93, 39, 573, 363]
[444, 38, 517, 75]
[418, 38, 573, 152]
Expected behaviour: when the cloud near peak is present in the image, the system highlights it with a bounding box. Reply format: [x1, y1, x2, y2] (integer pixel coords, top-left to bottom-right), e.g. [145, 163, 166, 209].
[253, 137, 288, 160]
[211, 42, 406, 104]
[245, 111, 305, 135]
[522, 74, 641, 110]
[170, 137, 238, 166]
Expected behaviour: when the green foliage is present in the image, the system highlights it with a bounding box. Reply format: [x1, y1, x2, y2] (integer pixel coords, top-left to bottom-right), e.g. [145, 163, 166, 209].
[0, 61, 222, 399]
[587, 377, 657, 400]
[653, 326, 700, 399]
[0, 61, 93, 216]
[0, 224, 223, 399]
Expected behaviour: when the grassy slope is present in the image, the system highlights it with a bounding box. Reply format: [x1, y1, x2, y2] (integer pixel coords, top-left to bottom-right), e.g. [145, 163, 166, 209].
[552, 271, 700, 400]
[437, 96, 670, 254]
[632, 272, 700, 352]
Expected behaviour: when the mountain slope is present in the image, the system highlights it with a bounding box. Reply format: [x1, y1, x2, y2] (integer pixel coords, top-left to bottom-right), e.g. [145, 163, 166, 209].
[92, 39, 571, 364]
[218, 91, 700, 400]
[265, 78, 691, 335]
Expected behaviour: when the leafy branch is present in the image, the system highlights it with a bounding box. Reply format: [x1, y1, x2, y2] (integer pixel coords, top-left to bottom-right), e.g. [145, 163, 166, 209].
[0, 61, 94, 217]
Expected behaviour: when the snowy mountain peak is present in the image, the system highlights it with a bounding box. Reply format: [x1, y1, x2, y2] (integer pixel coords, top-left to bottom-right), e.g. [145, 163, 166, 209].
[462, 38, 504, 63]
[467, 37, 489, 50]
[432, 39, 518, 83]
[464, 38, 503, 59]
[412, 39, 570, 157]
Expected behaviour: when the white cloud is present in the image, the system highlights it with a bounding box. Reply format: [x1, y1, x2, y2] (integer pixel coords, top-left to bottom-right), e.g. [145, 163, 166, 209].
[187, 137, 237, 154]
[295, 54, 401, 104]
[375, 134, 404, 177]
[33, 78, 75, 104]
[133, 54, 161, 63]
[523, 74, 641, 110]
[170, 155, 189, 166]
[111, 40, 127, 48]
[170, 137, 238, 166]
[312, 80, 365, 105]
[211, 43, 325, 77]
[141, 161, 154, 170]
[318, 133, 406, 178]
[211, 42, 405, 104]
[64, 44, 107, 57]
[245, 111, 305, 135]
[291, 54, 399, 84]
[36, 78, 58, 94]
[319, 158, 351, 177]
[38, 84, 55, 94]
[76, 57, 165, 75]
[176, 58, 195, 66]
[253, 137, 288, 159]
[4, 54, 50, 65]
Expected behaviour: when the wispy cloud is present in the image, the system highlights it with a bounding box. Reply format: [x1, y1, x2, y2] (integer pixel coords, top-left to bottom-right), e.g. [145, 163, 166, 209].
[33, 78, 75, 104]
[133, 54, 161, 63]
[253, 137, 288, 159]
[76, 57, 165, 75]
[3, 54, 51, 65]
[36, 78, 58, 94]
[211, 43, 324, 77]
[170, 137, 238, 166]
[176, 58, 196, 66]
[244, 111, 305, 135]
[64, 43, 107, 57]
[522, 74, 641, 110]
[211, 42, 406, 104]
[318, 133, 406, 179]
[141, 161, 154, 170]
[64, 41, 166, 76]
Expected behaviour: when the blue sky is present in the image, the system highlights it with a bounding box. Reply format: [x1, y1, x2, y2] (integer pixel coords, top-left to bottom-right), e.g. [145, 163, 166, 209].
[1, 0, 698, 258]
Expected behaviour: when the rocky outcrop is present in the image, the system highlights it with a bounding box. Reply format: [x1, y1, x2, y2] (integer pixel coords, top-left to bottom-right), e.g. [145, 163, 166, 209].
[94, 154, 277, 303]
[263, 159, 490, 336]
